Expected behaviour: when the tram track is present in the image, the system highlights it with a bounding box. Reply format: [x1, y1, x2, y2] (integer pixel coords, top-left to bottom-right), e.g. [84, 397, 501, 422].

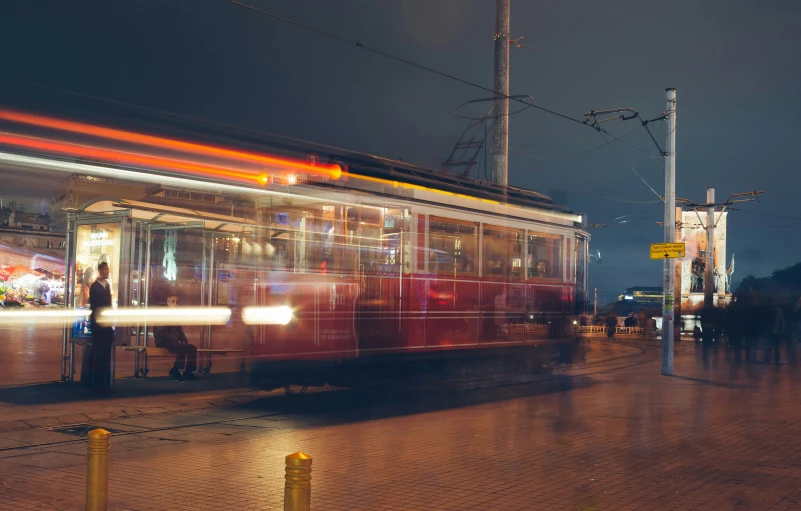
[0, 339, 655, 454]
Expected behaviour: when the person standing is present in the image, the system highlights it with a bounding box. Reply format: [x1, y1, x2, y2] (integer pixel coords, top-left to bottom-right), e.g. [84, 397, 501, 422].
[82, 262, 113, 393]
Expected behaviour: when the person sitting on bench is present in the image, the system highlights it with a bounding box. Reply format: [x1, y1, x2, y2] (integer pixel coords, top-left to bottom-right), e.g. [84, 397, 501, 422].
[153, 295, 198, 380]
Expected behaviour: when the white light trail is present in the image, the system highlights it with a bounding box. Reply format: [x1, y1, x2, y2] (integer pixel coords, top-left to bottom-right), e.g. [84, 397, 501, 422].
[242, 306, 293, 325]
[95, 307, 232, 327]
[0, 309, 88, 326]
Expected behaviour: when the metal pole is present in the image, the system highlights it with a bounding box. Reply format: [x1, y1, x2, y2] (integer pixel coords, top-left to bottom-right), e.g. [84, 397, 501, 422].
[491, 0, 510, 187]
[661, 88, 677, 376]
[674, 206, 683, 342]
[86, 428, 110, 511]
[284, 452, 312, 511]
[593, 288, 598, 317]
[61, 213, 74, 381]
[704, 187, 715, 308]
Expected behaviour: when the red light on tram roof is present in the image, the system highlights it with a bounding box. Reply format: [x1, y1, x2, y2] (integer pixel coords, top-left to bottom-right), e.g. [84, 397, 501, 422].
[0, 132, 264, 184]
[0, 110, 342, 180]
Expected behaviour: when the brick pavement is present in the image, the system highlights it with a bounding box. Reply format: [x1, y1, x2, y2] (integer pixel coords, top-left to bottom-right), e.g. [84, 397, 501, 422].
[1, 342, 800, 510]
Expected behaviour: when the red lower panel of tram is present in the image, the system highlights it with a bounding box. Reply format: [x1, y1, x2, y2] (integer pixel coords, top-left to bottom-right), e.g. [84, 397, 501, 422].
[249, 272, 574, 361]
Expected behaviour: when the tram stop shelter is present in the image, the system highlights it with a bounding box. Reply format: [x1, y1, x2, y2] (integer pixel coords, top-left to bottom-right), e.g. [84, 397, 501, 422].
[61, 197, 252, 386]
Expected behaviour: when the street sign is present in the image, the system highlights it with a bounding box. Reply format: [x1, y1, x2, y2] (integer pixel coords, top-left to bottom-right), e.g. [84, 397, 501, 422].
[650, 242, 685, 259]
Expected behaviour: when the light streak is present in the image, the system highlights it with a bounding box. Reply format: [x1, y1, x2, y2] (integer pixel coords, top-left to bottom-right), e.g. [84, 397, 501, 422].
[241, 306, 293, 325]
[0, 132, 264, 184]
[348, 172, 500, 205]
[95, 307, 231, 327]
[0, 151, 384, 212]
[0, 110, 342, 180]
[0, 309, 88, 326]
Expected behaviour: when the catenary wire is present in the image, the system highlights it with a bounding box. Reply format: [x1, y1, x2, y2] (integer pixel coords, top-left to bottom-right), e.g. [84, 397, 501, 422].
[595, 130, 662, 201]
[227, 0, 591, 129]
[510, 126, 644, 161]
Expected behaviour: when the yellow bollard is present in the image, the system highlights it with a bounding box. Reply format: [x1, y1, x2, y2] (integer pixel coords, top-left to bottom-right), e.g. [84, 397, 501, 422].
[284, 452, 312, 511]
[86, 428, 111, 511]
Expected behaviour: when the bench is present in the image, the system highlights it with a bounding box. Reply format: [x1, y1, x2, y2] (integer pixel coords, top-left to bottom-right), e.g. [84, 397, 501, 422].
[123, 346, 245, 377]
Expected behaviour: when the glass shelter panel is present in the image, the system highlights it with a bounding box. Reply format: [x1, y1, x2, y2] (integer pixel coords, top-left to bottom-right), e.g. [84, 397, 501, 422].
[74, 223, 122, 308]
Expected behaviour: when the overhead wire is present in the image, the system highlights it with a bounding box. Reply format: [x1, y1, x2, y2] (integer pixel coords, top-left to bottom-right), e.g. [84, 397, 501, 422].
[227, 0, 687, 212]
[226, 0, 590, 129]
[735, 208, 801, 221]
[510, 125, 644, 161]
[595, 130, 663, 201]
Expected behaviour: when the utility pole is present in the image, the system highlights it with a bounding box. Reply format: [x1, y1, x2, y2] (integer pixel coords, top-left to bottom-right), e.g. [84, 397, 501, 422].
[704, 187, 715, 307]
[593, 288, 598, 317]
[661, 88, 677, 376]
[491, 0, 510, 187]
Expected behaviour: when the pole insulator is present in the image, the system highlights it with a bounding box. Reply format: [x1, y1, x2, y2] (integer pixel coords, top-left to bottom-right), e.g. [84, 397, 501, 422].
[284, 452, 313, 511]
[86, 428, 111, 511]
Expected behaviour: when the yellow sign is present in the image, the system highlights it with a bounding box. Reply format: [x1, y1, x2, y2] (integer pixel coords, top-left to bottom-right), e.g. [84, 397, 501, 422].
[650, 242, 685, 259]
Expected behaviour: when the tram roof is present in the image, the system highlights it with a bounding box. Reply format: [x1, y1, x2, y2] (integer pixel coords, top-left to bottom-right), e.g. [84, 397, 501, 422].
[323, 152, 568, 213]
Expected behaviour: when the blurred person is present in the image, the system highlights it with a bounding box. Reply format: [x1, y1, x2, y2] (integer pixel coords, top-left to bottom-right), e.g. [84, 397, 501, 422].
[624, 313, 636, 328]
[741, 298, 760, 364]
[82, 262, 113, 393]
[725, 303, 745, 366]
[770, 305, 786, 366]
[153, 295, 198, 380]
[700, 305, 717, 368]
[535, 260, 549, 278]
[80, 266, 94, 307]
[790, 297, 801, 365]
[638, 309, 649, 339]
[605, 313, 617, 338]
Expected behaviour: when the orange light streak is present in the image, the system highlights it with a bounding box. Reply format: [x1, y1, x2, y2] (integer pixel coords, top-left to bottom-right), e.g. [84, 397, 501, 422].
[0, 110, 341, 180]
[348, 173, 500, 205]
[0, 132, 265, 184]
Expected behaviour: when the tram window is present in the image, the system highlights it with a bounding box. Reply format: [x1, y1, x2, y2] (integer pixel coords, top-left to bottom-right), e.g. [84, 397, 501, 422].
[429, 217, 477, 276]
[358, 207, 409, 275]
[482, 225, 524, 280]
[304, 206, 343, 274]
[527, 233, 562, 280]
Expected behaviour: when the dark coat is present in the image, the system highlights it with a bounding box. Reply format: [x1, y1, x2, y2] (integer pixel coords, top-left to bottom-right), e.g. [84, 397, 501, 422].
[154, 325, 188, 347]
[89, 280, 112, 334]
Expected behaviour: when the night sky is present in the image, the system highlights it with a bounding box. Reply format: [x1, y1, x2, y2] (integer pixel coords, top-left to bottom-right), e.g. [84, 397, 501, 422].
[4, 0, 800, 302]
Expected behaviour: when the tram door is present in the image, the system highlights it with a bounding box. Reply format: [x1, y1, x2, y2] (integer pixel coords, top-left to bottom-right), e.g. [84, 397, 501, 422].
[356, 207, 411, 352]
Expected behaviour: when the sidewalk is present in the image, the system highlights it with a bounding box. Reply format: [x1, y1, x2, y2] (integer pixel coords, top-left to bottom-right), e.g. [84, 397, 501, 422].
[6, 341, 801, 510]
[0, 373, 271, 432]
[0, 339, 641, 433]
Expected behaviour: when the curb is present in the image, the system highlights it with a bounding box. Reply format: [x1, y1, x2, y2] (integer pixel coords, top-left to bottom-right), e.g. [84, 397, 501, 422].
[0, 391, 266, 433]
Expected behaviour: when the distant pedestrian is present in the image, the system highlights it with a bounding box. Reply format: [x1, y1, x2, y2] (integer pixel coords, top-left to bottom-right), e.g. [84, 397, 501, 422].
[725, 303, 744, 366]
[700, 306, 717, 368]
[790, 297, 801, 365]
[741, 297, 760, 364]
[638, 309, 648, 339]
[770, 306, 786, 365]
[605, 313, 617, 338]
[82, 262, 113, 393]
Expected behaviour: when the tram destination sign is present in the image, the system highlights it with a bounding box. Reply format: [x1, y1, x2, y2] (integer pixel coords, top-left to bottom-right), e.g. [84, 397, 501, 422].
[650, 242, 685, 259]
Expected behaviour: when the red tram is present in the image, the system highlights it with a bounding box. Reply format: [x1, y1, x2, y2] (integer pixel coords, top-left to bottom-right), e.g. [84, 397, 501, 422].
[0, 108, 589, 386]
[219, 154, 591, 387]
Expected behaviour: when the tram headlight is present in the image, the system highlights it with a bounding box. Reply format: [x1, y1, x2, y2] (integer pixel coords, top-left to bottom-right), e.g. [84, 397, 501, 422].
[242, 305, 293, 326]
